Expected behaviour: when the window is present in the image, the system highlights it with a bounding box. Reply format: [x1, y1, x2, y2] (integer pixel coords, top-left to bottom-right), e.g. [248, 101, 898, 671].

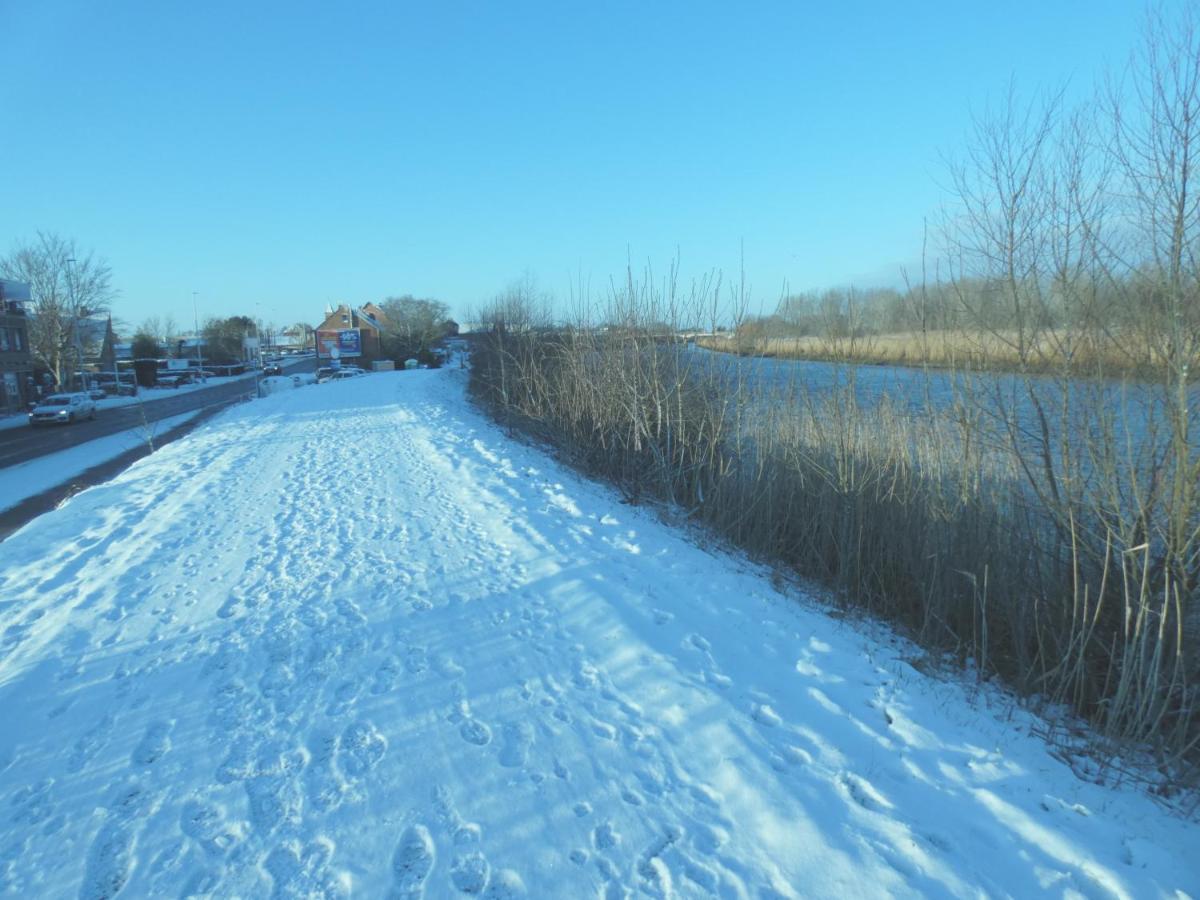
[13, 329, 22, 351]
[0, 328, 8, 352]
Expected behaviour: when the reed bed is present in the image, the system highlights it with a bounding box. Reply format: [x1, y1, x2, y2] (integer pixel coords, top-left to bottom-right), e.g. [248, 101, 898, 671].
[469, 299, 1198, 781]
[698, 330, 1166, 378]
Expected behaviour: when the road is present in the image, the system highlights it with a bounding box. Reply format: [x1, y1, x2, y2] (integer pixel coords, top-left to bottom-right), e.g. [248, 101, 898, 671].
[0, 357, 316, 470]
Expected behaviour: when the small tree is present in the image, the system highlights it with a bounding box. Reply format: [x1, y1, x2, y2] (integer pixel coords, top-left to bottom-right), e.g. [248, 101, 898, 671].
[202, 316, 255, 363]
[378, 295, 451, 360]
[130, 330, 161, 359]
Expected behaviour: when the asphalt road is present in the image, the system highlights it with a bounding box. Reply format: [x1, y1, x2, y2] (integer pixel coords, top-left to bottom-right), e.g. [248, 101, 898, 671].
[0, 357, 317, 470]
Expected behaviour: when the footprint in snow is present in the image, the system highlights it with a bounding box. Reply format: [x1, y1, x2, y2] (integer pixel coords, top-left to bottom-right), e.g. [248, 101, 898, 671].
[392, 825, 435, 897]
[9, 778, 55, 827]
[266, 836, 342, 899]
[593, 822, 620, 850]
[371, 659, 402, 695]
[179, 799, 239, 857]
[752, 704, 783, 727]
[450, 851, 490, 893]
[68, 714, 115, 773]
[79, 820, 136, 900]
[433, 653, 465, 679]
[245, 774, 303, 834]
[482, 869, 527, 898]
[498, 723, 533, 767]
[131, 721, 173, 767]
[339, 721, 387, 777]
[620, 789, 644, 807]
[460, 719, 492, 746]
[327, 680, 361, 715]
[840, 772, 892, 812]
[405, 647, 429, 674]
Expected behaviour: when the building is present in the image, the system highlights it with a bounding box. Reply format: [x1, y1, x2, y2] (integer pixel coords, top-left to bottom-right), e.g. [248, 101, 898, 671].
[315, 304, 388, 365]
[0, 279, 34, 413]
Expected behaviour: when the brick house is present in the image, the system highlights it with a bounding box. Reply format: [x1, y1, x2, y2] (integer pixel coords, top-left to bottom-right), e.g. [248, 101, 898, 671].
[315, 304, 389, 366]
[0, 279, 34, 413]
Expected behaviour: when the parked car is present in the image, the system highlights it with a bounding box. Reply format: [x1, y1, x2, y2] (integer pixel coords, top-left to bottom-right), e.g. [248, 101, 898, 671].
[28, 393, 97, 426]
[157, 369, 206, 388]
[94, 373, 138, 396]
[156, 374, 187, 388]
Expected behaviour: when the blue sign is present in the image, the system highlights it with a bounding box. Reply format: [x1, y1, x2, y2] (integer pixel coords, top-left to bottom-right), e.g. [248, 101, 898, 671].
[338, 329, 361, 355]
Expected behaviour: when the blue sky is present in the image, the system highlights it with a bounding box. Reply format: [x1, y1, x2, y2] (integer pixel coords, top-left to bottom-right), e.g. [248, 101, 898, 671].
[0, 1, 1148, 329]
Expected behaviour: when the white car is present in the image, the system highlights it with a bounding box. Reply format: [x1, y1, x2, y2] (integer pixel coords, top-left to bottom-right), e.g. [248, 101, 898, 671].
[28, 393, 97, 426]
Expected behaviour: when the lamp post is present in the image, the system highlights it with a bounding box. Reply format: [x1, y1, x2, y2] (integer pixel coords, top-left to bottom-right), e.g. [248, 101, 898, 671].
[66, 257, 79, 391]
[252, 301, 263, 396]
[192, 291, 204, 375]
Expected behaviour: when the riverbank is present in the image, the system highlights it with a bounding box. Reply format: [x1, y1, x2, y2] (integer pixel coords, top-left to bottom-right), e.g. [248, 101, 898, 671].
[469, 326, 1199, 773]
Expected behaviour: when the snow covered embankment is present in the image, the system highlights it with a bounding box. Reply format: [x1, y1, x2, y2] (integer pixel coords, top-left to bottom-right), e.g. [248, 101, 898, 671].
[0, 369, 1194, 898]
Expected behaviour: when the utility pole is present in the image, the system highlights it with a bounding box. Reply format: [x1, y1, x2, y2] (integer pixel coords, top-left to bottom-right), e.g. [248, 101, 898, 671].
[192, 291, 204, 375]
[67, 257, 79, 391]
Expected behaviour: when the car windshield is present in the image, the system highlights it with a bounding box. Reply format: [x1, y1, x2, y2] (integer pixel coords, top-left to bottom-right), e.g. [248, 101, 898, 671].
[41, 397, 70, 407]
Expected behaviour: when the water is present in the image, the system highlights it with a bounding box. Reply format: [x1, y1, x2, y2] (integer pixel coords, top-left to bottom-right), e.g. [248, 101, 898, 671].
[683, 346, 1199, 466]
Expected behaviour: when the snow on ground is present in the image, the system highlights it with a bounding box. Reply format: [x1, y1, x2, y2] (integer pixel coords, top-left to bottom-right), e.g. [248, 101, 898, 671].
[0, 369, 1194, 898]
[0, 412, 203, 514]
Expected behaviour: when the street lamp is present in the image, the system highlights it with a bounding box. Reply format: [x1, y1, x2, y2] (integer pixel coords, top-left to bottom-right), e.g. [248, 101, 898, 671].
[192, 291, 204, 374]
[66, 257, 79, 391]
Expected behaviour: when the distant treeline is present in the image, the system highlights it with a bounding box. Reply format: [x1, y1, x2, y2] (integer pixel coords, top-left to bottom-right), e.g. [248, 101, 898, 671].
[712, 273, 1198, 378]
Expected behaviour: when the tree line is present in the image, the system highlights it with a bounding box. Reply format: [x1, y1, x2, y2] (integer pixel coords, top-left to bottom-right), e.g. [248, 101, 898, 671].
[1, 232, 456, 375]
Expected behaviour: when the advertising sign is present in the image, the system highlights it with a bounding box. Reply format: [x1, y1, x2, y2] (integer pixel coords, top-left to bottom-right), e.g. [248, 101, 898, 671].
[317, 328, 362, 359]
[337, 329, 361, 356]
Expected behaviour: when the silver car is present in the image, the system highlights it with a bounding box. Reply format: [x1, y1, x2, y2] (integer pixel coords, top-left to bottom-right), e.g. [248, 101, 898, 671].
[28, 393, 98, 426]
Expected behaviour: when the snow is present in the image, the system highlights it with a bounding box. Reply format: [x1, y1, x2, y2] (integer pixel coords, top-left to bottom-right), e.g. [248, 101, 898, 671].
[0, 368, 1195, 898]
[0, 412, 203, 514]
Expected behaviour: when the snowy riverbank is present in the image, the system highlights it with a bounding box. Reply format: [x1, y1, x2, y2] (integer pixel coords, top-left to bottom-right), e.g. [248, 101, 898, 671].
[0, 367, 1194, 897]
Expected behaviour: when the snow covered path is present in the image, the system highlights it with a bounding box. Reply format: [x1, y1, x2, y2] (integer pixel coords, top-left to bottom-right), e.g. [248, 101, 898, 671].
[0, 369, 1194, 898]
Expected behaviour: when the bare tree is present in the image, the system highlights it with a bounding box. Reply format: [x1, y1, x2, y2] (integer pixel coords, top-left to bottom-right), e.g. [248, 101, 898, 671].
[287, 322, 314, 351]
[377, 295, 451, 360]
[0, 232, 114, 387]
[945, 83, 1063, 365]
[1105, 6, 1200, 678]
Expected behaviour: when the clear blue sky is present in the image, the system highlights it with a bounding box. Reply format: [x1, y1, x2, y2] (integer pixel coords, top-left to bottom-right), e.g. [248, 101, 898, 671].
[0, 0, 1149, 330]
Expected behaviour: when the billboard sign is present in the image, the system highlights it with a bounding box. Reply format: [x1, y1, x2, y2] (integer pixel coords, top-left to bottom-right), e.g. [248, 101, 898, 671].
[316, 328, 362, 359]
